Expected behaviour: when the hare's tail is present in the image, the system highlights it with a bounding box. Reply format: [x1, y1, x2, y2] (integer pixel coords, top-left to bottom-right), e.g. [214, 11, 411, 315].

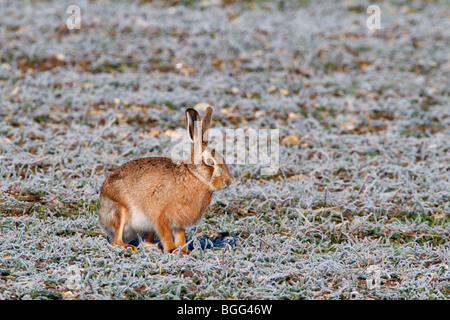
[98, 196, 118, 239]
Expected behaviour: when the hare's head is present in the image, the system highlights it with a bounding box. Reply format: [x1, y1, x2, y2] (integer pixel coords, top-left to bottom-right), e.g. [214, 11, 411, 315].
[185, 107, 233, 190]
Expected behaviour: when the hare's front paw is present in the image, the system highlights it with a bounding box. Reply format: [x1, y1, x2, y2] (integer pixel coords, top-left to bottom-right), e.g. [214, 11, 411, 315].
[176, 246, 191, 255]
[157, 242, 186, 254]
[111, 238, 138, 252]
[157, 242, 175, 253]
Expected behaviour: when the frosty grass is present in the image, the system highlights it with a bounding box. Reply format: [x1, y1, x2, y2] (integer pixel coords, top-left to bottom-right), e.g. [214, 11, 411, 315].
[0, 0, 449, 299]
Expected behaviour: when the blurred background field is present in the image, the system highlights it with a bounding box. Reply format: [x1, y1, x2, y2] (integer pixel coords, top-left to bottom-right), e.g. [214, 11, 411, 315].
[0, 0, 449, 299]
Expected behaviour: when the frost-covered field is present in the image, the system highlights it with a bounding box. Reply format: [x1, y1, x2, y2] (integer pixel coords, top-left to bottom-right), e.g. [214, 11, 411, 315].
[0, 0, 449, 300]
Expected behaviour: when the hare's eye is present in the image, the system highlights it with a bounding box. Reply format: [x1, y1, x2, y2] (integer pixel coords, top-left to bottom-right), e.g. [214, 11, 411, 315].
[206, 158, 215, 166]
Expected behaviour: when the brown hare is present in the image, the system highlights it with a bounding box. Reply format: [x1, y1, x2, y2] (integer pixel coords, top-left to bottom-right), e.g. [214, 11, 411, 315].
[99, 106, 232, 253]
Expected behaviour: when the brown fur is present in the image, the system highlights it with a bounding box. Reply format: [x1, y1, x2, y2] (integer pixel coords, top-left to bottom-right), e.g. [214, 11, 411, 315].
[98, 107, 232, 253]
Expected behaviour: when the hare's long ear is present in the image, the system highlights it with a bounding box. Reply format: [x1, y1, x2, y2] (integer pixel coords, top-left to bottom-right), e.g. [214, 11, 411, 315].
[201, 106, 213, 142]
[185, 108, 200, 142]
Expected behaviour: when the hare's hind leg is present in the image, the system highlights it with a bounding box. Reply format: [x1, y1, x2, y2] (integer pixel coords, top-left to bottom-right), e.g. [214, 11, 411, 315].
[110, 205, 137, 252]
